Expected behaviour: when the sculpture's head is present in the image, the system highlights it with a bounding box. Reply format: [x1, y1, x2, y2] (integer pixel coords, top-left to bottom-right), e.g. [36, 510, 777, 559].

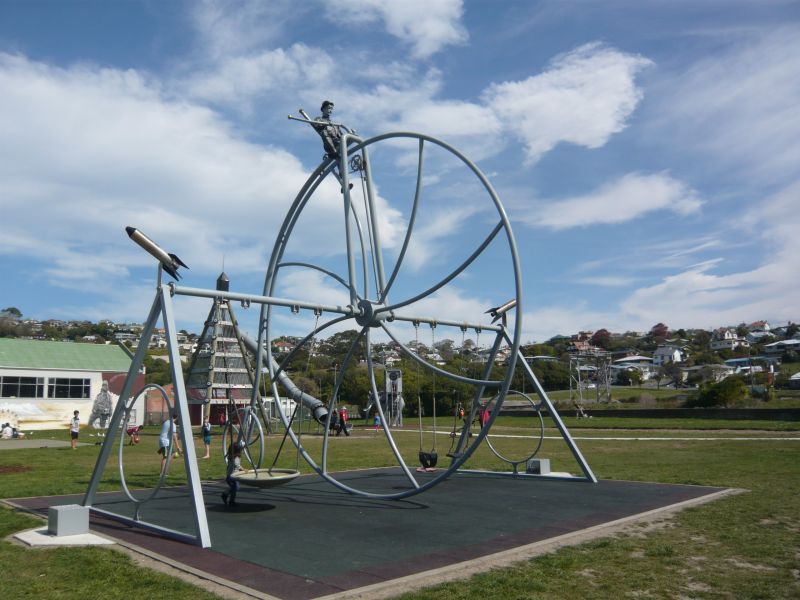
[321, 100, 334, 116]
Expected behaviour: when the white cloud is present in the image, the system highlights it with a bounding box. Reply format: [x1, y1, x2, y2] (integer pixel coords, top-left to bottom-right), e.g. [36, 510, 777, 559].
[483, 43, 652, 164]
[653, 25, 800, 183]
[190, 0, 298, 60]
[573, 276, 636, 287]
[521, 182, 800, 336]
[325, 0, 467, 59]
[518, 172, 701, 230]
[619, 181, 800, 329]
[400, 203, 485, 271]
[181, 43, 336, 111]
[0, 53, 349, 291]
[520, 304, 622, 344]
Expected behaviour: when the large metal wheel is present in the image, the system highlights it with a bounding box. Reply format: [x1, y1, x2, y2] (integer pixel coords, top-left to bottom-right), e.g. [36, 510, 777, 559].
[253, 131, 524, 499]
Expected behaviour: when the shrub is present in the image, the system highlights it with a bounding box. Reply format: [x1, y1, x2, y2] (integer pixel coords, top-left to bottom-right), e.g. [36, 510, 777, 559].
[685, 376, 747, 408]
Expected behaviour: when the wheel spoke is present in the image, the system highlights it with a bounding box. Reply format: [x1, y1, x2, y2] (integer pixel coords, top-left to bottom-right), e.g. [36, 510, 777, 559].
[381, 138, 425, 302]
[272, 313, 351, 380]
[277, 262, 350, 290]
[379, 220, 503, 315]
[364, 328, 420, 489]
[321, 325, 368, 472]
[380, 322, 503, 388]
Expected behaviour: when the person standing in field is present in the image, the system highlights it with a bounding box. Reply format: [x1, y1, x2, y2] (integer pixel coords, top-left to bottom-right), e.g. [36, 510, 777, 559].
[69, 410, 80, 449]
[201, 415, 212, 459]
[336, 406, 350, 437]
[158, 414, 178, 475]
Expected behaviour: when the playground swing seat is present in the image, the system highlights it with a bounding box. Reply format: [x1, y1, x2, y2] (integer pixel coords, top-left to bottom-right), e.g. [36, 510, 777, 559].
[231, 467, 300, 488]
[415, 321, 439, 472]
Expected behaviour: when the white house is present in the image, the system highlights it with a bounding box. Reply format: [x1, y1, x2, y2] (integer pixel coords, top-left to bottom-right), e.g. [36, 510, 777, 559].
[711, 337, 750, 351]
[611, 355, 656, 381]
[653, 346, 684, 366]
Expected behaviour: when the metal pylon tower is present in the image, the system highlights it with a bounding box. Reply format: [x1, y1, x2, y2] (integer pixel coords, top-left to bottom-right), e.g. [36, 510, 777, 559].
[569, 350, 612, 410]
[186, 272, 257, 421]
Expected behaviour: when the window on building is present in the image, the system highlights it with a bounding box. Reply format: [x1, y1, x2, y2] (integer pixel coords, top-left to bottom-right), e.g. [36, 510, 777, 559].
[47, 378, 91, 399]
[0, 376, 45, 398]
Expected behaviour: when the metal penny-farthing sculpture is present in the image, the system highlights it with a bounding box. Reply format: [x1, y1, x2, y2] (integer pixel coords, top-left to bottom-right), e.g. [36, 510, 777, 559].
[247, 101, 526, 499]
[84, 101, 596, 548]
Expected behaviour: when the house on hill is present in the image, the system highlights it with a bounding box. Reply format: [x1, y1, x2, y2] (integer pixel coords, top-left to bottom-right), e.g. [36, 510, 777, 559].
[764, 339, 800, 358]
[0, 338, 143, 430]
[611, 355, 655, 381]
[653, 345, 684, 366]
[711, 328, 749, 351]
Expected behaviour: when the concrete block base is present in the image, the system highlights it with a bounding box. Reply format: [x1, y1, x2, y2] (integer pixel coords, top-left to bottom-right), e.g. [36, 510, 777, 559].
[48, 504, 89, 536]
[525, 458, 551, 475]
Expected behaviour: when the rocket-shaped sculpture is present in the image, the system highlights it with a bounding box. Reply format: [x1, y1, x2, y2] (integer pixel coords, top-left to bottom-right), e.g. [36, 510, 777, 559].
[125, 226, 189, 280]
[486, 299, 517, 324]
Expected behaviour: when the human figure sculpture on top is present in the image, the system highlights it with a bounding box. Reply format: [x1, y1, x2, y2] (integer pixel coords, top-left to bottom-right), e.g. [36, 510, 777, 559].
[313, 100, 355, 162]
[314, 100, 341, 159]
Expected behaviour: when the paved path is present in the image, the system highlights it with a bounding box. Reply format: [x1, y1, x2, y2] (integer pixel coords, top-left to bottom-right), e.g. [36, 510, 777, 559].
[0, 439, 86, 450]
[388, 428, 800, 442]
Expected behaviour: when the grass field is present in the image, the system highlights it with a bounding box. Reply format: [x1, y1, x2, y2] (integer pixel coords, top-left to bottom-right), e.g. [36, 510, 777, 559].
[1, 419, 798, 599]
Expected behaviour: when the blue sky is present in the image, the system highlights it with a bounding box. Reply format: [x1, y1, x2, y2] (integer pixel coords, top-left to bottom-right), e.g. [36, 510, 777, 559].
[0, 0, 798, 344]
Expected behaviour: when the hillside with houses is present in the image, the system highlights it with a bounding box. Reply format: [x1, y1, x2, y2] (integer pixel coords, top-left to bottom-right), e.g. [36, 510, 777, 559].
[2, 307, 799, 412]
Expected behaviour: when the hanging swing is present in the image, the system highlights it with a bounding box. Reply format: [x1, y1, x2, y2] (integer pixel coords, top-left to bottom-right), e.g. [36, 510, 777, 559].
[416, 321, 438, 471]
[447, 325, 469, 456]
[232, 308, 322, 489]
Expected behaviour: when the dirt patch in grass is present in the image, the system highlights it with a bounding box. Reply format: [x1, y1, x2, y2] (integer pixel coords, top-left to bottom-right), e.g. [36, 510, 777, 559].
[0, 465, 31, 474]
[726, 557, 776, 571]
[684, 580, 712, 592]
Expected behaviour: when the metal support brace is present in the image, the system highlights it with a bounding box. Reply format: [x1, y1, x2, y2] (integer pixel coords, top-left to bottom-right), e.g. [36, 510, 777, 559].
[83, 284, 212, 547]
[502, 330, 597, 483]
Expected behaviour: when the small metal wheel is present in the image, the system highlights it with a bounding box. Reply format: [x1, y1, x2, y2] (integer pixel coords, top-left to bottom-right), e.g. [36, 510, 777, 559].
[483, 390, 545, 473]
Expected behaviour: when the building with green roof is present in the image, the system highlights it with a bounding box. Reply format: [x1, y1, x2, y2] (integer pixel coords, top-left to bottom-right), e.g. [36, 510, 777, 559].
[0, 339, 142, 431]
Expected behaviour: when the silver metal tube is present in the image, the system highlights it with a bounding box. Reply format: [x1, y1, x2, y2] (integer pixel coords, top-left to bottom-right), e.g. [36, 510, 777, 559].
[357, 138, 388, 298]
[161, 285, 211, 547]
[170, 285, 355, 317]
[502, 330, 598, 483]
[381, 138, 425, 302]
[240, 333, 328, 423]
[380, 323, 504, 387]
[383, 313, 502, 332]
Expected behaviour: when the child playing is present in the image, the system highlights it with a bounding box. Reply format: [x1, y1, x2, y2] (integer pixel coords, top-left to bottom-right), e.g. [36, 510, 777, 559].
[158, 414, 178, 475]
[69, 410, 80, 449]
[201, 416, 212, 459]
[222, 441, 243, 508]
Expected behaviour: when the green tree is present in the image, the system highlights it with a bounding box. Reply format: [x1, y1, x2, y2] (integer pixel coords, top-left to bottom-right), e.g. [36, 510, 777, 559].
[143, 355, 173, 386]
[663, 362, 682, 388]
[686, 376, 747, 407]
[434, 338, 455, 361]
[692, 329, 711, 347]
[530, 360, 570, 391]
[521, 343, 555, 357]
[617, 368, 642, 386]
